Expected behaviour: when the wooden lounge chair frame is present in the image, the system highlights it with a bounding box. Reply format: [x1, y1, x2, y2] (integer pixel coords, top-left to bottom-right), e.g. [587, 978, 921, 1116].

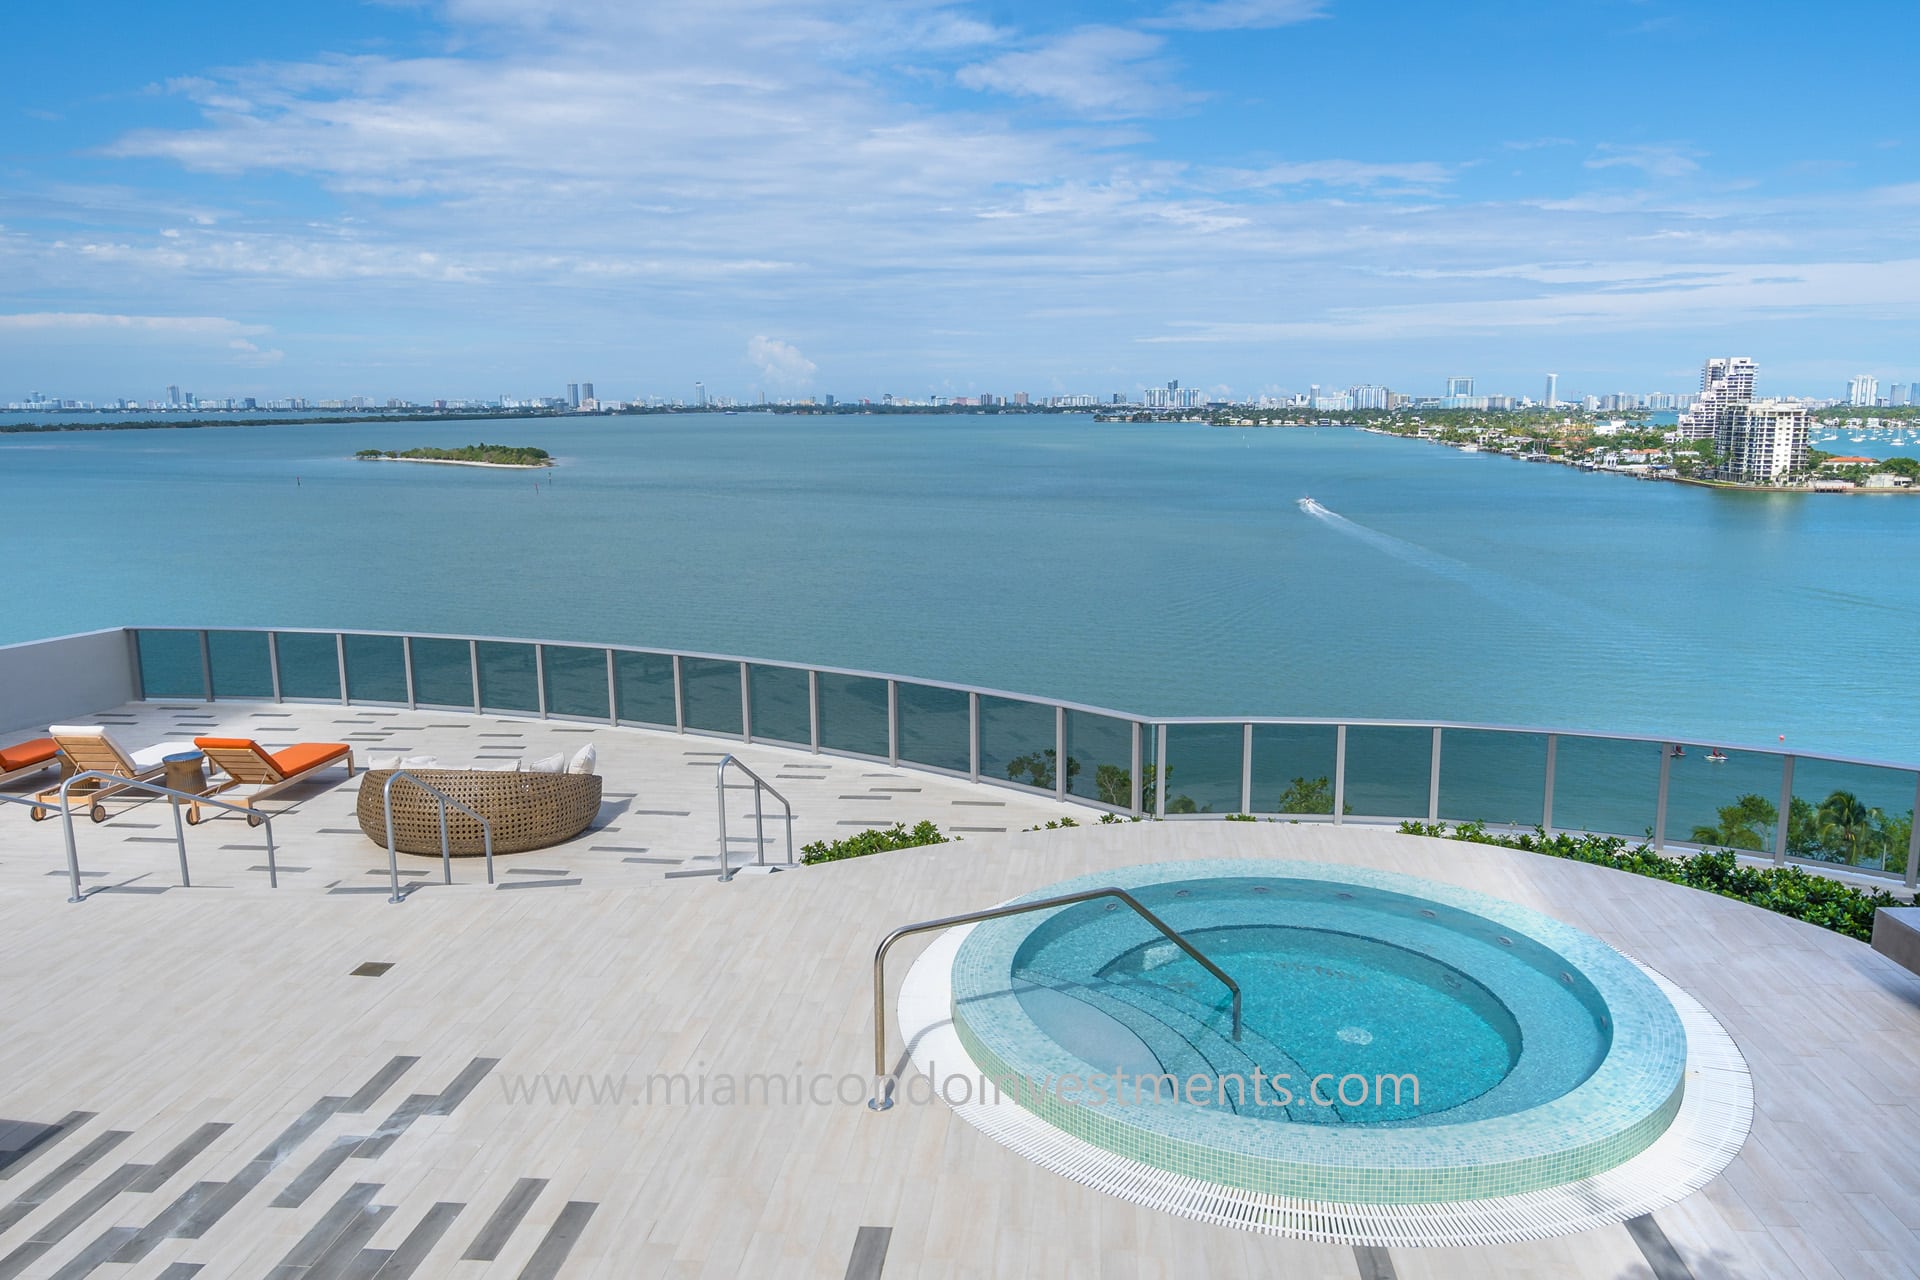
[32, 726, 192, 823]
[189, 738, 356, 825]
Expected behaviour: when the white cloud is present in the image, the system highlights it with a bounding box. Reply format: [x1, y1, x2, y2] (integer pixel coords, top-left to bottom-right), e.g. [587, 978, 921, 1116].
[0, 312, 268, 335]
[1585, 143, 1703, 179]
[1147, 0, 1327, 32]
[1216, 159, 1455, 190]
[748, 335, 816, 388]
[956, 27, 1189, 117]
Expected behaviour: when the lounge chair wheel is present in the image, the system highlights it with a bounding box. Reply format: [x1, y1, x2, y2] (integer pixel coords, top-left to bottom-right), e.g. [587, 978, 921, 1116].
[89, 803, 109, 824]
[29, 806, 47, 822]
[246, 812, 264, 828]
[184, 808, 201, 826]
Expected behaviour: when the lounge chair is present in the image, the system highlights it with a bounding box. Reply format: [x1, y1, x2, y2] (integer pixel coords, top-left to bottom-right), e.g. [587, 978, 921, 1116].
[190, 737, 355, 825]
[33, 725, 195, 822]
[0, 737, 61, 787]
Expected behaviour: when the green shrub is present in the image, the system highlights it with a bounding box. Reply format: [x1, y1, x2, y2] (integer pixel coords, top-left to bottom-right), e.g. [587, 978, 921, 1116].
[1398, 821, 1913, 942]
[800, 820, 947, 865]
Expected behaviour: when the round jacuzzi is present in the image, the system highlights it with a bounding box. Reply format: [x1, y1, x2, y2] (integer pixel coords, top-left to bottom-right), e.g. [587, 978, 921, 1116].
[948, 860, 1689, 1205]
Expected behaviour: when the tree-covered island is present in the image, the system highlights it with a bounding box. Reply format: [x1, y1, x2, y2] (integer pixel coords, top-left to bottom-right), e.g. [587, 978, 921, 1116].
[354, 443, 553, 467]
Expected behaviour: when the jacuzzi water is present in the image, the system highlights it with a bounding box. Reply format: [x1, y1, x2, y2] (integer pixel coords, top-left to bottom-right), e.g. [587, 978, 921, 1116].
[1012, 878, 1608, 1126]
[949, 860, 1688, 1204]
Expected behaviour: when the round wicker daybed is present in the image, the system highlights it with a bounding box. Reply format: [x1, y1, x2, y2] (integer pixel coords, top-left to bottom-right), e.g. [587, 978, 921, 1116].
[356, 769, 602, 855]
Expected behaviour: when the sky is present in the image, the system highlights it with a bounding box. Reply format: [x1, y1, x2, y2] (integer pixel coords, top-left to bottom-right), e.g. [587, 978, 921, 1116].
[3, 0, 1917, 405]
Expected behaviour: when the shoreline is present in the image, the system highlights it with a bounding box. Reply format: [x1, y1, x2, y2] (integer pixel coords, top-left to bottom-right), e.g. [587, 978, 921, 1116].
[357, 456, 552, 470]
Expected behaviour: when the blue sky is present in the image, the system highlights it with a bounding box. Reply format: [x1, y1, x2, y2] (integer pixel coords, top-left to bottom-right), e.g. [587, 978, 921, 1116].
[3, 0, 1917, 403]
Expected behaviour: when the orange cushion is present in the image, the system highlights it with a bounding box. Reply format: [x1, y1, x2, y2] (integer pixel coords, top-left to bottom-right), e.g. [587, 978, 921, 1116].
[194, 736, 279, 767]
[0, 737, 57, 772]
[269, 742, 352, 776]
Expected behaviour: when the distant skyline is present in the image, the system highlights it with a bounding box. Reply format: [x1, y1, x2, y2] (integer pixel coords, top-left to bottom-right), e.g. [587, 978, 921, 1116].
[3, 0, 1917, 401]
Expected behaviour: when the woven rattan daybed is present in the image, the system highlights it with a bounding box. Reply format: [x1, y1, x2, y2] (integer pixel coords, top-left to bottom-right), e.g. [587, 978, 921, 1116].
[356, 768, 602, 855]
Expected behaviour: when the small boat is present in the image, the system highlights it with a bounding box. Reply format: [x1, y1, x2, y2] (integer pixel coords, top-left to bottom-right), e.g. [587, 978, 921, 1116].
[1705, 750, 1728, 763]
[1670, 746, 1686, 758]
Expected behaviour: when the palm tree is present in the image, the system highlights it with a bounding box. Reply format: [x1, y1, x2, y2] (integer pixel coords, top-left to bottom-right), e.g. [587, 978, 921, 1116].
[1815, 791, 1877, 866]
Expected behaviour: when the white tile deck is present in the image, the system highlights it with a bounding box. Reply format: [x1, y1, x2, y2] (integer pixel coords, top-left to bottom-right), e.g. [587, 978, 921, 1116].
[0, 702, 1917, 1277]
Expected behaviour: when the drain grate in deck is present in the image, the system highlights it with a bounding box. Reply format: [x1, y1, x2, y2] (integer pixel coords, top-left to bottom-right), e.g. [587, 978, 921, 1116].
[349, 962, 394, 978]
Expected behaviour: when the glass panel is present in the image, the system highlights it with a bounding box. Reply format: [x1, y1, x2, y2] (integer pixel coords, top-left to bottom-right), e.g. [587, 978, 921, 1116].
[1064, 710, 1134, 807]
[342, 634, 407, 704]
[275, 632, 340, 701]
[476, 641, 539, 714]
[1439, 730, 1547, 828]
[1668, 745, 1785, 855]
[410, 637, 473, 709]
[207, 630, 271, 700]
[1344, 725, 1432, 819]
[748, 663, 811, 746]
[979, 695, 1057, 791]
[135, 630, 203, 700]
[615, 651, 677, 726]
[1162, 723, 1242, 814]
[1789, 758, 1917, 874]
[818, 673, 889, 758]
[1551, 736, 1661, 839]
[897, 682, 969, 772]
[1250, 724, 1340, 815]
[681, 657, 744, 735]
[543, 645, 610, 720]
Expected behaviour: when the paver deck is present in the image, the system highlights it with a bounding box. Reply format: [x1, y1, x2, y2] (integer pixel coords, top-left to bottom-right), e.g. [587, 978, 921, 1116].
[1, 701, 1917, 1277]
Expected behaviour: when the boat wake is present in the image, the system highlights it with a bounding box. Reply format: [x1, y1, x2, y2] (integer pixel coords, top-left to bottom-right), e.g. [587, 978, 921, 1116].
[1297, 497, 1637, 636]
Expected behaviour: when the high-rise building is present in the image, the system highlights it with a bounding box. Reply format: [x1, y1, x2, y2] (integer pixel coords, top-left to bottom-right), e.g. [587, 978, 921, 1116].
[1716, 401, 1810, 482]
[1352, 385, 1389, 410]
[581, 382, 594, 403]
[1848, 375, 1879, 407]
[166, 385, 180, 406]
[1544, 373, 1558, 408]
[1446, 376, 1473, 399]
[695, 382, 707, 408]
[1890, 384, 1911, 407]
[1676, 357, 1755, 440]
[566, 383, 580, 408]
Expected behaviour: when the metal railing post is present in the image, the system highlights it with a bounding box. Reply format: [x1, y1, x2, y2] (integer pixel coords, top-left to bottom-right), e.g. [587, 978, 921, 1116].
[1774, 755, 1795, 867]
[438, 797, 453, 884]
[1654, 744, 1672, 851]
[198, 630, 212, 701]
[1542, 733, 1557, 832]
[62, 805, 84, 902]
[968, 692, 980, 782]
[754, 780, 767, 866]
[1333, 725, 1347, 825]
[1054, 705, 1067, 801]
[1130, 722, 1143, 816]
[1908, 774, 1920, 890]
[1428, 727, 1442, 822]
[385, 799, 404, 903]
[1240, 723, 1253, 815]
[268, 631, 283, 702]
[739, 662, 752, 743]
[380, 770, 493, 897]
[888, 680, 900, 766]
[809, 669, 821, 754]
[606, 649, 619, 727]
[469, 640, 482, 713]
[869, 887, 1242, 1110]
[336, 633, 349, 705]
[1155, 724, 1168, 818]
[672, 655, 685, 732]
[403, 636, 417, 710]
[715, 755, 795, 881]
[171, 797, 191, 887]
[535, 645, 548, 719]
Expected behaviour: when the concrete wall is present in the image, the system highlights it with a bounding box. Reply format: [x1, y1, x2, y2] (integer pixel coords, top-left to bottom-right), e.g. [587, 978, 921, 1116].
[0, 629, 140, 737]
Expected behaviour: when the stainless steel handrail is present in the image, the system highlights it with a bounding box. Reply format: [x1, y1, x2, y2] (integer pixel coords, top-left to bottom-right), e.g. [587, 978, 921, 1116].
[381, 770, 495, 903]
[51, 769, 279, 902]
[715, 754, 794, 881]
[868, 887, 1242, 1111]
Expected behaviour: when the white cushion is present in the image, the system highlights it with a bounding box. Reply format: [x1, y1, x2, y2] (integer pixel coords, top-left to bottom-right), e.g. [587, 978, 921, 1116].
[130, 741, 194, 770]
[401, 754, 442, 769]
[521, 752, 566, 774]
[368, 752, 405, 770]
[567, 743, 597, 776]
[48, 725, 106, 737]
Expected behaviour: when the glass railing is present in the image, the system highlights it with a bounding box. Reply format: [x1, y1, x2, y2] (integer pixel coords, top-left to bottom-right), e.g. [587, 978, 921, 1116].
[125, 626, 1920, 886]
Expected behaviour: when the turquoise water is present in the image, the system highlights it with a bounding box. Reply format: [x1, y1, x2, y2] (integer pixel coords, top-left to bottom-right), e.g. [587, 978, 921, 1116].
[4, 413, 1919, 763]
[1009, 879, 1609, 1126]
